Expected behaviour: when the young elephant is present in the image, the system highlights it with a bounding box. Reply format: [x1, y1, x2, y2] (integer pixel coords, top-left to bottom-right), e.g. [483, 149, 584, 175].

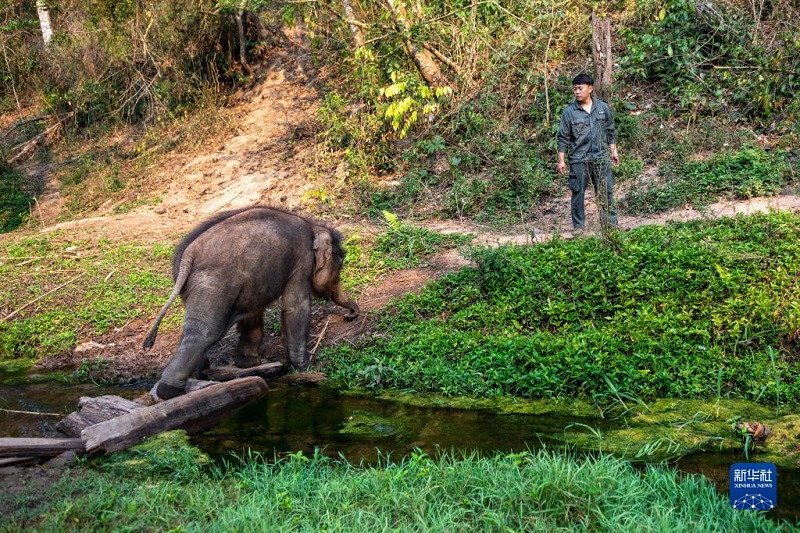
[143, 206, 359, 399]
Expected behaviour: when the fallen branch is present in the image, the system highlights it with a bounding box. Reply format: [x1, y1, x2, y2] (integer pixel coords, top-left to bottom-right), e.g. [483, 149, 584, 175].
[82, 376, 269, 454]
[310, 317, 331, 355]
[8, 121, 60, 164]
[1, 272, 86, 322]
[0, 116, 47, 142]
[0, 408, 63, 417]
[204, 362, 284, 382]
[0, 438, 85, 458]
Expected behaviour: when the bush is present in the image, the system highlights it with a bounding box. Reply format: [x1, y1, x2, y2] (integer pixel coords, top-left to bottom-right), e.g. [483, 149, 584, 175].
[624, 146, 795, 214]
[621, 0, 800, 122]
[0, 163, 31, 233]
[326, 212, 800, 404]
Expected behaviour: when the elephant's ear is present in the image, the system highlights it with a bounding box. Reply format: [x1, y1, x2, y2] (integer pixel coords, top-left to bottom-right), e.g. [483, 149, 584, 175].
[313, 227, 334, 276]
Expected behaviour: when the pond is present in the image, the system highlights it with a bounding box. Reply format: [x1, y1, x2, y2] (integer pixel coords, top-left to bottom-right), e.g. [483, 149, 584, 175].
[1, 378, 797, 525]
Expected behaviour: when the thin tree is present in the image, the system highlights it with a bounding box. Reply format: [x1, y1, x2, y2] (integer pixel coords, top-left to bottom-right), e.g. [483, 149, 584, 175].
[36, 0, 53, 51]
[236, 0, 252, 75]
[380, 0, 448, 88]
[341, 0, 365, 48]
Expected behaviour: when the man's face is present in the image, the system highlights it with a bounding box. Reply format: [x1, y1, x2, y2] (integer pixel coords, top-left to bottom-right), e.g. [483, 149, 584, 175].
[573, 84, 593, 104]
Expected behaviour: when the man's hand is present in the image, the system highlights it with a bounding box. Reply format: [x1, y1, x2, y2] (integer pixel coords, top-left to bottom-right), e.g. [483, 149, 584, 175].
[610, 144, 620, 166]
[557, 160, 567, 176]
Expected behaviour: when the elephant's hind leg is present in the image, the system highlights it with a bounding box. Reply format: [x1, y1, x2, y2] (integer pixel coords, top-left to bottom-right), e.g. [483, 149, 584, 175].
[156, 315, 228, 399]
[235, 314, 263, 368]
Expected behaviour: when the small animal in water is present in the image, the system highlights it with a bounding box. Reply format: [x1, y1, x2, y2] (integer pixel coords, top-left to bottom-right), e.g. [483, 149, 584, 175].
[734, 421, 772, 443]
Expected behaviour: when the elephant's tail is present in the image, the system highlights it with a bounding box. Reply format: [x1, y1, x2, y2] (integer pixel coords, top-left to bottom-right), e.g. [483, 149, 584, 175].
[143, 256, 192, 351]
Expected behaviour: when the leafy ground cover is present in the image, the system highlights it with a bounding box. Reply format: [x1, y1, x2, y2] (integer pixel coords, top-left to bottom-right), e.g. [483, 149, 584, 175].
[0, 431, 785, 532]
[625, 146, 796, 215]
[0, 234, 174, 370]
[326, 211, 800, 405]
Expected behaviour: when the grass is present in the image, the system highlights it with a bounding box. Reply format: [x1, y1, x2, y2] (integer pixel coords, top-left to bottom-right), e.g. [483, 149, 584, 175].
[0, 431, 786, 532]
[325, 211, 800, 405]
[624, 146, 796, 215]
[0, 234, 175, 367]
[0, 163, 32, 233]
[342, 215, 473, 296]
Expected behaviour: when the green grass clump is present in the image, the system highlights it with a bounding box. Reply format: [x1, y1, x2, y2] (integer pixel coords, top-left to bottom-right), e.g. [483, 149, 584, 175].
[1, 438, 784, 532]
[342, 214, 472, 295]
[326, 211, 800, 404]
[0, 163, 32, 233]
[0, 235, 174, 363]
[625, 146, 795, 215]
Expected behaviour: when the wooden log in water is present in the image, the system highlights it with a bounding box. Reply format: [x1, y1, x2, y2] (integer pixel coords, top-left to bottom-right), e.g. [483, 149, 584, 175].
[203, 361, 285, 382]
[56, 395, 144, 437]
[0, 438, 85, 457]
[81, 376, 269, 455]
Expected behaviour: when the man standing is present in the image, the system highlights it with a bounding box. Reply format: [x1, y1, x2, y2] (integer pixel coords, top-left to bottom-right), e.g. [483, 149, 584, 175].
[557, 73, 619, 231]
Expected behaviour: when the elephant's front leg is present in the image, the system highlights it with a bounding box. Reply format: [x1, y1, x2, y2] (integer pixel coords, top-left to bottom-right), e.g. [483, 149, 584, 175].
[281, 283, 311, 371]
[235, 314, 263, 368]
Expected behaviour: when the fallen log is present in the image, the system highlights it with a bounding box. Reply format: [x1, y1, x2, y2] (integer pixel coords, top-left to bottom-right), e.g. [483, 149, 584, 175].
[204, 361, 285, 382]
[0, 438, 85, 457]
[56, 395, 144, 438]
[81, 376, 268, 455]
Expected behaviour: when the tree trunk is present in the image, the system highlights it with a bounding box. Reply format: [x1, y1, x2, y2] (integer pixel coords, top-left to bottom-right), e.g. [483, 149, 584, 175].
[0, 438, 85, 457]
[203, 361, 284, 382]
[341, 0, 365, 48]
[382, 0, 448, 88]
[56, 395, 145, 438]
[236, 0, 252, 75]
[591, 13, 613, 99]
[36, 0, 53, 51]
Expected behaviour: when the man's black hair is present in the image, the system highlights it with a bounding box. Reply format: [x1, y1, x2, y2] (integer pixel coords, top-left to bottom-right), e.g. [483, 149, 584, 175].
[572, 73, 594, 86]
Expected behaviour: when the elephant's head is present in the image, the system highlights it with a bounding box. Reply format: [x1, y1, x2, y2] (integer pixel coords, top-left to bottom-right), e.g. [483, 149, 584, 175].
[312, 226, 360, 320]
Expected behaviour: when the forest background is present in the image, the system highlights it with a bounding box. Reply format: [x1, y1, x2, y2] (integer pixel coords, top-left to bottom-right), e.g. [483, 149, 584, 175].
[3, 0, 799, 231]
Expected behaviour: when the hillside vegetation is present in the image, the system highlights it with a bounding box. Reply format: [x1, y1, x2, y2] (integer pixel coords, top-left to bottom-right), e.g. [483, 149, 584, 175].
[2, 0, 799, 229]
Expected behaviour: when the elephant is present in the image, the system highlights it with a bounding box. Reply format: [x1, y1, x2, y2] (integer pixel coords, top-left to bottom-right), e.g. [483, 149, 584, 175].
[143, 206, 359, 399]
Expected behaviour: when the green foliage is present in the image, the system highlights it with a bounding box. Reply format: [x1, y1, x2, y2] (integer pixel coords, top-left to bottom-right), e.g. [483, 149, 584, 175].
[99, 430, 211, 481]
[1, 0, 252, 132]
[625, 146, 794, 214]
[326, 212, 800, 405]
[380, 71, 452, 139]
[373, 210, 472, 270]
[1, 448, 783, 531]
[72, 358, 113, 384]
[621, 0, 800, 121]
[0, 163, 31, 233]
[341, 213, 472, 296]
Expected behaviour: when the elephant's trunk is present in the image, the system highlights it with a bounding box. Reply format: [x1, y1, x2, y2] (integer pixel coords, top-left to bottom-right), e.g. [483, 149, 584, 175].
[332, 285, 359, 320]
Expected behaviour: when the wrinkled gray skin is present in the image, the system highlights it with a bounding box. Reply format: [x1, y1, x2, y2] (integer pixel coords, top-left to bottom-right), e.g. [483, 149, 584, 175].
[143, 206, 359, 399]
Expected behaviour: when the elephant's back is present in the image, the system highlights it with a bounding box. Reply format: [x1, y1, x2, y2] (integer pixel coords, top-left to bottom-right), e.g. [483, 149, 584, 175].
[183, 208, 314, 290]
[172, 206, 314, 279]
